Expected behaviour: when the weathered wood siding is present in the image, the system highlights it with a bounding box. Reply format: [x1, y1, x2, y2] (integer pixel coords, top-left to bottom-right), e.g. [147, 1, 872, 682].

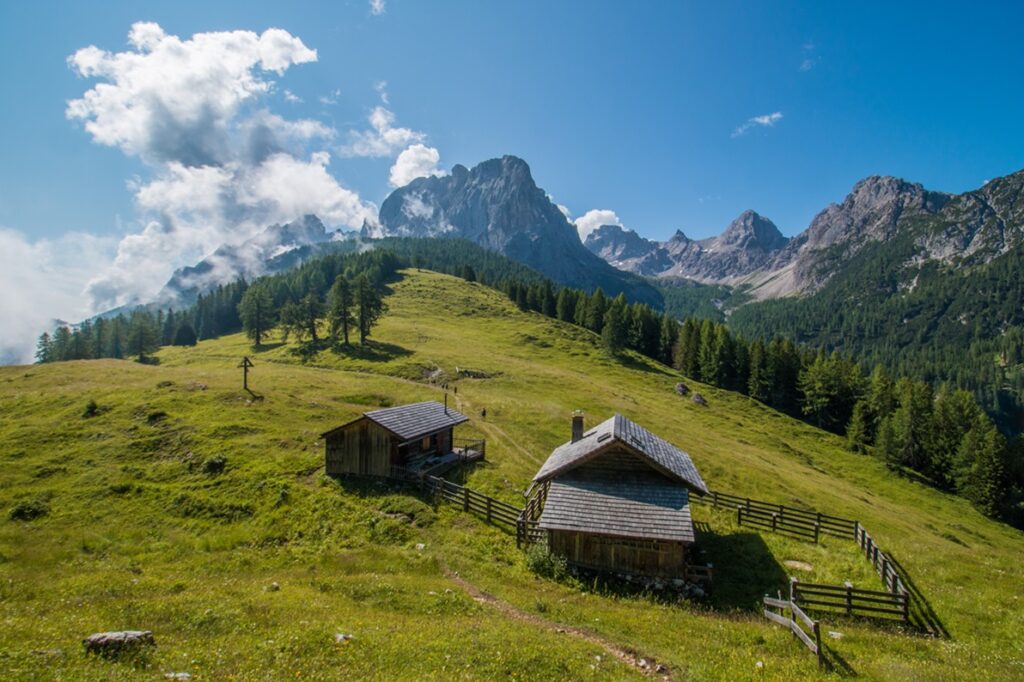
[549, 530, 686, 577]
[575, 446, 654, 476]
[325, 419, 395, 477]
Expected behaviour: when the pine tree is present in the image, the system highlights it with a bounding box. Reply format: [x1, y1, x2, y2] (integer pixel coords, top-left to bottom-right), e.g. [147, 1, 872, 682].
[556, 288, 577, 323]
[327, 275, 356, 346]
[238, 284, 276, 347]
[34, 332, 52, 363]
[601, 303, 628, 354]
[657, 314, 678, 366]
[584, 288, 607, 333]
[846, 401, 871, 453]
[747, 339, 771, 402]
[876, 416, 901, 471]
[126, 310, 159, 362]
[460, 265, 476, 282]
[355, 274, 387, 346]
[955, 416, 1007, 517]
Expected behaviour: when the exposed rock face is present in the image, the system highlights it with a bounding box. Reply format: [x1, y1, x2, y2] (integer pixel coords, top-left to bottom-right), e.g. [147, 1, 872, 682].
[585, 169, 1024, 300]
[369, 156, 659, 303]
[584, 210, 788, 283]
[82, 630, 155, 656]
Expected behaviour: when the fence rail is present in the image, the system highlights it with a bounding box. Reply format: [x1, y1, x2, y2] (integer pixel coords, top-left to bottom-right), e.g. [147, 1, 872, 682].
[736, 506, 821, 543]
[854, 524, 908, 597]
[693, 489, 857, 539]
[422, 476, 521, 529]
[763, 593, 822, 667]
[791, 578, 908, 622]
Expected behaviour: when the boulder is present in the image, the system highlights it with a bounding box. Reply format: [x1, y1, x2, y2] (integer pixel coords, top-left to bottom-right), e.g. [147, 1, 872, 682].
[692, 393, 708, 406]
[82, 631, 155, 656]
[674, 382, 690, 396]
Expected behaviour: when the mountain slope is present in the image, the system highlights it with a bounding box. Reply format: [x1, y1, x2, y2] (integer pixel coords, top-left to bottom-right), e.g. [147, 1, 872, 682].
[2, 269, 1023, 679]
[367, 156, 662, 304]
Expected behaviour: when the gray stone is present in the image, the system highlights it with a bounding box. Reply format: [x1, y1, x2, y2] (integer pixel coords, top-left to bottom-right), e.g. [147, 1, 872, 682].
[82, 631, 155, 656]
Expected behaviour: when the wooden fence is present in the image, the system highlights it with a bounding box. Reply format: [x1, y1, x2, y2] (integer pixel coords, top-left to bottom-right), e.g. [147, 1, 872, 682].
[516, 481, 550, 547]
[791, 577, 909, 622]
[422, 475, 521, 530]
[854, 523, 909, 597]
[763, 593, 822, 667]
[692, 489, 857, 539]
[736, 506, 822, 543]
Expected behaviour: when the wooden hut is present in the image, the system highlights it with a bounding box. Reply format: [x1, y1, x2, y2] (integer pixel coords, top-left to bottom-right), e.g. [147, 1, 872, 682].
[322, 400, 481, 478]
[524, 413, 708, 578]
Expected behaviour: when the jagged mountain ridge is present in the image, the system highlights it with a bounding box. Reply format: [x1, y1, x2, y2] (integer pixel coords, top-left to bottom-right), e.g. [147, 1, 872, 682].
[365, 156, 661, 305]
[585, 169, 1024, 299]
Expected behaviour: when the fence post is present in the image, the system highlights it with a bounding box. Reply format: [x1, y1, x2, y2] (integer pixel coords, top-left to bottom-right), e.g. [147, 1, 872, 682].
[789, 576, 797, 605]
[882, 557, 890, 589]
[746, 498, 752, 512]
[844, 581, 853, 615]
[771, 513, 778, 533]
[712, 491, 718, 508]
[813, 620, 823, 668]
[853, 520, 860, 542]
[813, 523, 820, 545]
[736, 505, 743, 526]
[901, 592, 910, 623]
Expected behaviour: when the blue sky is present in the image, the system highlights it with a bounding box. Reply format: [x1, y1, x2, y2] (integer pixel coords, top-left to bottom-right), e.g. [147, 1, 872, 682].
[1, 1, 1023, 360]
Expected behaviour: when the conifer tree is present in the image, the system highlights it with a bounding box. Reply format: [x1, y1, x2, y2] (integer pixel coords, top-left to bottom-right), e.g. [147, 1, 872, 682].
[327, 275, 356, 346]
[355, 274, 387, 346]
[846, 401, 871, 453]
[657, 314, 678, 366]
[601, 302, 628, 354]
[584, 288, 607, 332]
[34, 332, 52, 363]
[556, 288, 577, 323]
[238, 284, 276, 347]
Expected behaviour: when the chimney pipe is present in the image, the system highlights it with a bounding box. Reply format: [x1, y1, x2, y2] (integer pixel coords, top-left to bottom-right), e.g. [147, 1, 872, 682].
[444, 393, 448, 415]
[571, 411, 584, 443]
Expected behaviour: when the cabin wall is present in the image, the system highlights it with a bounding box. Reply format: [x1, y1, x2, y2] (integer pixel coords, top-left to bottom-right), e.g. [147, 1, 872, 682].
[549, 530, 686, 577]
[576, 446, 662, 477]
[324, 420, 395, 477]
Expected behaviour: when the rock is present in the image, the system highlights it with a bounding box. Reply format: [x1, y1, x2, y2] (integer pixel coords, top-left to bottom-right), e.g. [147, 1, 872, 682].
[756, 661, 764, 669]
[828, 631, 844, 640]
[82, 630, 155, 656]
[267, 581, 280, 592]
[164, 674, 192, 681]
[334, 633, 354, 644]
[415, 543, 426, 551]
[784, 560, 814, 572]
[690, 586, 706, 598]
[692, 393, 708, 406]
[638, 658, 649, 669]
[655, 663, 668, 673]
[671, 578, 685, 588]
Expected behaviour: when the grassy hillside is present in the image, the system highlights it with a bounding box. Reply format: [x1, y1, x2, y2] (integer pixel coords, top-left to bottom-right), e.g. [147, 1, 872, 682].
[1, 269, 1022, 680]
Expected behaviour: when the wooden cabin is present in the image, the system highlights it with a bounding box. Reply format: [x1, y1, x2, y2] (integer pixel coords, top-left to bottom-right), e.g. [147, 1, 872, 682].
[322, 400, 479, 478]
[525, 413, 709, 578]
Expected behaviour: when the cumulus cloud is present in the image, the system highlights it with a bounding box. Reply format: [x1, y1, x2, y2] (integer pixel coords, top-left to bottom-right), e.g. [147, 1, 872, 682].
[60, 22, 377, 312]
[0, 228, 116, 364]
[389, 144, 445, 187]
[341, 106, 427, 157]
[574, 209, 625, 241]
[731, 111, 783, 138]
[370, 0, 386, 15]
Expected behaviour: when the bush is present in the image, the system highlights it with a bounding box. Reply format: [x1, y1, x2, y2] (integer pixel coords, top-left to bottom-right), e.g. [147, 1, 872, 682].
[82, 399, 101, 418]
[525, 544, 569, 581]
[201, 455, 227, 475]
[9, 498, 49, 522]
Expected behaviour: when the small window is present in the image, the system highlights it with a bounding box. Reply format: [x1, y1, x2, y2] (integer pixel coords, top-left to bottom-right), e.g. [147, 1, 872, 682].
[422, 436, 431, 450]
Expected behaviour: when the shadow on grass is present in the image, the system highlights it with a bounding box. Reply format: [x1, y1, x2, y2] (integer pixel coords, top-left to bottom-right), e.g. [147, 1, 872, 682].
[333, 340, 413, 362]
[694, 528, 789, 612]
[887, 552, 950, 638]
[252, 342, 285, 353]
[617, 353, 678, 378]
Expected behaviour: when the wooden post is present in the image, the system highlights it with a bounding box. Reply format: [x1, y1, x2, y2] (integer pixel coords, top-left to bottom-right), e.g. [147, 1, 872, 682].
[853, 520, 860, 542]
[789, 576, 797, 605]
[771, 512, 778, 533]
[736, 505, 743, 526]
[902, 592, 910, 622]
[882, 557, 890, 589]
[813, 620, 823, 669]
[712, 491, 718, 508]
[844, 581, 853, 615]
[813, 523, 820, 544]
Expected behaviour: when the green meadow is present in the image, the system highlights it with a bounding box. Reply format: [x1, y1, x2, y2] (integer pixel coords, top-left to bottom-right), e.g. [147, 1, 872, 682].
[1, 269, 1022, 680]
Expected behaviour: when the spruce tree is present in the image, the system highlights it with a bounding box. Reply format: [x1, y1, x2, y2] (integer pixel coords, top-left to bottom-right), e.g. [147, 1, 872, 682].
[846, 401, 871, 453]
[556, 289, 577, 323]
[327, 275, 356, 346]
[657, 314, 678, 366]
[238, 284, 276, 347]
[601, 303, 628, 354]
[955, 416, 1006, 517]
[172, 323, 198, 346]
[34, 332, 52, 363]
[584, 288, 607, 332]
[355, 274, 387, 346]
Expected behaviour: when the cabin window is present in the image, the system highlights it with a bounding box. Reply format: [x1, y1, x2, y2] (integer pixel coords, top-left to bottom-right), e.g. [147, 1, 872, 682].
[422, 436, 431, 451]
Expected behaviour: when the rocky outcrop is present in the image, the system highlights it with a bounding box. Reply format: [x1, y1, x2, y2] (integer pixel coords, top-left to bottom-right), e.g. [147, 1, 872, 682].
[369, 156, 660, 303]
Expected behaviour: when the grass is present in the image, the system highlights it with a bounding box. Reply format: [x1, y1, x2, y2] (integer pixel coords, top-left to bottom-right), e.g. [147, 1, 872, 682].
[0, 268, 1022, 680]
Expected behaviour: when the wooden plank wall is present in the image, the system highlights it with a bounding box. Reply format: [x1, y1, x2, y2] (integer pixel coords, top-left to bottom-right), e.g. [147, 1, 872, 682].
[325, 419, 394, 477]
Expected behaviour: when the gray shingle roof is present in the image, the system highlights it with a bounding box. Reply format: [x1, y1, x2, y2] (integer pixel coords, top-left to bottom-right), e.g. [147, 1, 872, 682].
[532, 414, 708, 494]
[538, 470, 695, 542]
[363, 400, 468, 441]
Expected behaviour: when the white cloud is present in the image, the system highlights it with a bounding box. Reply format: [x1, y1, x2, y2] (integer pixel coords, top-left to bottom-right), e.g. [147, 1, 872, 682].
[370, 0, 386, 16]
[731, 111, 783, 138]
[283, 89, 302, 103]
[800, 41, 817, 71]
[389, 144, 445, 187]
[341, 106, 427, 157]
[319, 88, 341, 106]
[66, 21, 317, 165]
[574, 209, 624, 241]
[375, 80, 390, 104]
[0, 228, 116, 364]
[62, 22, 376, 313]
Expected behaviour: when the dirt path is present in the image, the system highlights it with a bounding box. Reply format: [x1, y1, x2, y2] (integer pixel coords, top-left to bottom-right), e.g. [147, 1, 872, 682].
[442, 566, 672, 680]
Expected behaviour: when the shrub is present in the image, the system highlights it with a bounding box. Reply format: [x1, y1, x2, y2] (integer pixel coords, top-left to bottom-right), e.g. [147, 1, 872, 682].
[201, 455, 227, 475]
[82, 400, 101, 418]
[9, 498, 49, 522]
[525, 544, 569, 581]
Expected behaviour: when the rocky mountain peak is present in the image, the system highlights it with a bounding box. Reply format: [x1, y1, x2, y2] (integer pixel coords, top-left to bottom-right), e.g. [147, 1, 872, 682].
[718, 210, 788, 251]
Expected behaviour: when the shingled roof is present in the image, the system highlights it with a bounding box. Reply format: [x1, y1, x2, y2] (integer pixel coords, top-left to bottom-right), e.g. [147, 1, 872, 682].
[538, 470, 695, 542]
[531, 414, 708, 494]
[322, 401, 468, 441]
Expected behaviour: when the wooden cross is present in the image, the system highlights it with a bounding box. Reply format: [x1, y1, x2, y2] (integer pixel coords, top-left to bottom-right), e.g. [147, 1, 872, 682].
[238, 356, 254, 391]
